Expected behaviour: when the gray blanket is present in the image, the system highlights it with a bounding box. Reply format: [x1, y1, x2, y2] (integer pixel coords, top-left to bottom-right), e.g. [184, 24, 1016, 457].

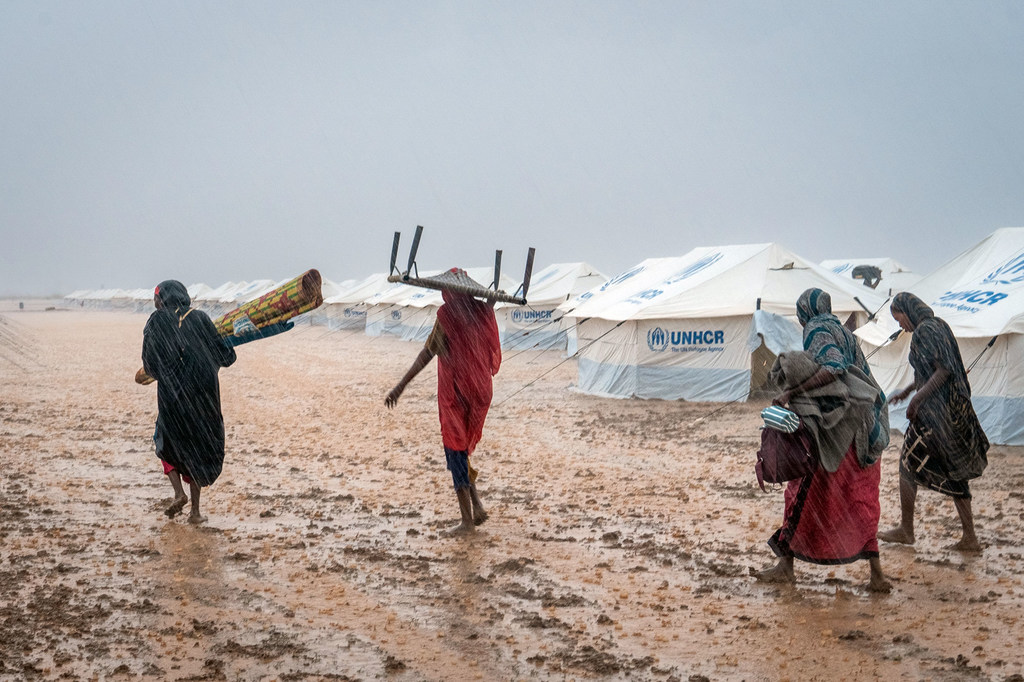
[769, 351, 888, 472]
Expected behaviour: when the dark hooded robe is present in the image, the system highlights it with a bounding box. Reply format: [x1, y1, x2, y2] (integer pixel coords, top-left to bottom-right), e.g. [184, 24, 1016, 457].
[142, 280, 236, 487]
[891, 292, 988, 498]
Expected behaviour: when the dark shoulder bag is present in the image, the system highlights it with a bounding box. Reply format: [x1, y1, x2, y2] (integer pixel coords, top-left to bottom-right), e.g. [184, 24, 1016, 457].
[755, 423, 817, 492]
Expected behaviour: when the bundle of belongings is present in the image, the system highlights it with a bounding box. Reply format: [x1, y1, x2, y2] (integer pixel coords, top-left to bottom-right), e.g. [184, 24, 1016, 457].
[754, 351, 889, 491]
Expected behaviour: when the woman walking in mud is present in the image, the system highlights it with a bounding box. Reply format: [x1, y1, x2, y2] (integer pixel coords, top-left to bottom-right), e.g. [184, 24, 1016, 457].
[878, 292, 988, 552]
[756, 288, 891, 592]
[138, 280, 236, 523]
[385, 272, 501, 535]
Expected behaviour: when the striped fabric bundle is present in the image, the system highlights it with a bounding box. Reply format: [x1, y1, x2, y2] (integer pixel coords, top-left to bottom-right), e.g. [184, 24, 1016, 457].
[214, 269, 323, 337]
[761, 405, 800, 434]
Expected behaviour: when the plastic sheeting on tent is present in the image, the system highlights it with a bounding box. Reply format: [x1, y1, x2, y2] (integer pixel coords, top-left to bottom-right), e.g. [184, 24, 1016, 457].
[496, 262, 606, 351]
[820, 257, 921, 294]
[365, 267, 518, 342]
[856, 227, 1024, 445]
[562, 243, 888, 402]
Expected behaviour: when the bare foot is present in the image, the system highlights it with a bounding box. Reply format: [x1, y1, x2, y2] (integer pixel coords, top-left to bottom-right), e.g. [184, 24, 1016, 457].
[947, 538, 982, 553]
[868, 575, 892, 593]
[877, 527, 915, 545]
[165, 496, 188, 518]
[473, 509, 489, 526]
[187, 513, 207, 525]
[444, 522, 475, 537]
[751, 563, 795, 584]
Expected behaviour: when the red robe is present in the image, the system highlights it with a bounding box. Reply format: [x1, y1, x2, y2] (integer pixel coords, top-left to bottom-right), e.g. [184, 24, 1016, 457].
[434, 289, 501, 455]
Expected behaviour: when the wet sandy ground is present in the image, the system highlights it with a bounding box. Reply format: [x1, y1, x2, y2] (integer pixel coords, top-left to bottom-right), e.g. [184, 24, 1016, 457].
[2, 302, 1024, 681]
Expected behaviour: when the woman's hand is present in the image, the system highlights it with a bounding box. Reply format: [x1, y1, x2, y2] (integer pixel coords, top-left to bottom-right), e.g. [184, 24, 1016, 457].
[906, 395, 921, 421]
[384, 384, 404, 409]
[888, 387, 912, 405]
[772, 390, 792, 407]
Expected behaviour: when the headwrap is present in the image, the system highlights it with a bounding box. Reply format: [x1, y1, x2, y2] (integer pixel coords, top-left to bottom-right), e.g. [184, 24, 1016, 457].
[890, 292, 934, 329]
[796, 287, 832, 327]
[797, 287, 866, 376]
[155, 280, 191, 311]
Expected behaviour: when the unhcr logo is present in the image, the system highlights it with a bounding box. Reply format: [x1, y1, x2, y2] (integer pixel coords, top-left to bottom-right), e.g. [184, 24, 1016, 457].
[647, 327, 726, 352]
[664, 252, 724, 285]
[511, 309, 553, 323]
[600, 265, 645, 291]
[391, 310, 402, 320]
[343, 308, 366, 318]
[647, 327, 669, 351]
[982, 252, 1024, 285]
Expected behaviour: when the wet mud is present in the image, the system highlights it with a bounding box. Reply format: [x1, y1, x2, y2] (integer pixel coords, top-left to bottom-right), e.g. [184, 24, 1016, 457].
[2, 305, 1024, 680]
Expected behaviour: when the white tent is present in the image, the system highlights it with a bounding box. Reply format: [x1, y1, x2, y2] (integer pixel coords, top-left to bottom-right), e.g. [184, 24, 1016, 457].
[365, 267, 518, 342]
[193, 281, 239, 316]
[820, 257, 921, 294]
[321, 273, 394, 331]
[856, 227, 1024, 445]
[497, 262, 606, 351]
[561, 243, 888, 402]
[307, 278, 351, 326]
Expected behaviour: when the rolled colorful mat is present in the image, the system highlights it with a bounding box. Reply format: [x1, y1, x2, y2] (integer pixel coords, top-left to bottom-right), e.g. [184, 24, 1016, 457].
[135, 269, 323, 384]
[214, 269, 323, 337]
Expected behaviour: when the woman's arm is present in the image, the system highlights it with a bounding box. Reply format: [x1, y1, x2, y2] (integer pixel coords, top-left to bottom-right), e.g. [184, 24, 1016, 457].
[385, 346, 435, 408]
[773, 366, 839, 406]
[906, 366, 950, 421]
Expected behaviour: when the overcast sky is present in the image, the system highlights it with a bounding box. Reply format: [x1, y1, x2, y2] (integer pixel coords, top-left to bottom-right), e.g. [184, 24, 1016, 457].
[2, 1, 1022, 296]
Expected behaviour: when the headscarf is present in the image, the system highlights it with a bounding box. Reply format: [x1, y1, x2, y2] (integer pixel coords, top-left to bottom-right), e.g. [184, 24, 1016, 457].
[796, 287, 832, 327]
[155, 280, 191, 312]
[890, 292, 934, 329]
[796, 287, 867, 376]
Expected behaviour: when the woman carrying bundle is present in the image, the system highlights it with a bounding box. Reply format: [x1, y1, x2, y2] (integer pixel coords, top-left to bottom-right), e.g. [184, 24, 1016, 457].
[756, 288, 891, 592]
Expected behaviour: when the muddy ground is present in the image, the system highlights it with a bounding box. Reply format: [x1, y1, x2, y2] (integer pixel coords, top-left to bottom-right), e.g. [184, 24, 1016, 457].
[2, 302, 1024, 681]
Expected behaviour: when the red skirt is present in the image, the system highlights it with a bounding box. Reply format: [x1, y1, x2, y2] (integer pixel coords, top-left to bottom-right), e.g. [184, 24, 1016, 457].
[769, 443, 880, 564]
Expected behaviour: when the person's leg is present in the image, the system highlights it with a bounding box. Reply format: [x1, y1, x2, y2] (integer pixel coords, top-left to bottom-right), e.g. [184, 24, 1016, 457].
[164, 466, 188, 518]
[188, 480, 205, 524]
[878, 476, 917, 545]
[867, 556, 891, 593]
[469, 484, 488, 526]
[950, 496, 981, 552]
[444, 449, 475, 535]
[453, 487, 475, 534]
[753, 555, 795, 584]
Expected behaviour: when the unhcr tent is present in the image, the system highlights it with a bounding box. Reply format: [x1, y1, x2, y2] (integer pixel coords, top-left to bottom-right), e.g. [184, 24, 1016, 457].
[497, 262, 606, 351]
[307, 278, 349, 326]
[821, 257, 921, 294]
[193, 281, 239, 316]
[856, 227, 1024, 445]
[562, 243, 887, 402]
[321, 273, 393, 331]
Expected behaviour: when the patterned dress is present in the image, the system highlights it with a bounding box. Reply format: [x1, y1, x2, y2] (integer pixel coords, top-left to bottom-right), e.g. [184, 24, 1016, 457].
[893, 293, 988, 498]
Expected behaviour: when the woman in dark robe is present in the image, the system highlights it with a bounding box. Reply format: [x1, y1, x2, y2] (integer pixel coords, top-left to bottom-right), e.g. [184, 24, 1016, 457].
[140, 280, 236, 522]
[385, 270, 502, 536]
[879, 292, 988, 552]
[756, 288, 890, 592]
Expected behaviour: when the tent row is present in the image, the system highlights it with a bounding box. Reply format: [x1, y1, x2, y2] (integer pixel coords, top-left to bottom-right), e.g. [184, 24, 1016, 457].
[62, 263, 608, 353]
[63, 230, 1024, 446]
